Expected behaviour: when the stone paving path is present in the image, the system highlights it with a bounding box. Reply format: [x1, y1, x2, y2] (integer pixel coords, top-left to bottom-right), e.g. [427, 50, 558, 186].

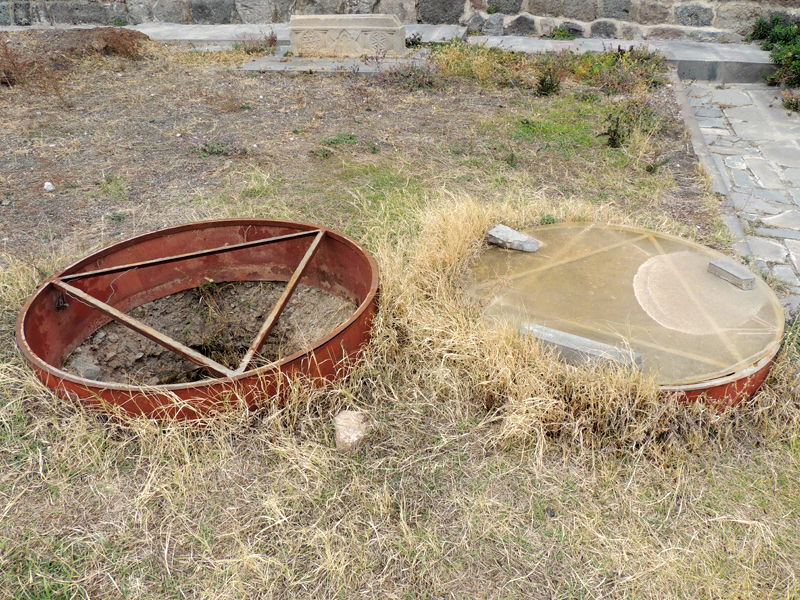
[685, 82, 800, 314]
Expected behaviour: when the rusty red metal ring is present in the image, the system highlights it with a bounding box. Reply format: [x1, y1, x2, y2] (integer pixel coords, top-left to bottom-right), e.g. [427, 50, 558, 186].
[659, 347, 779, 409]
[16, 219, 379, 421]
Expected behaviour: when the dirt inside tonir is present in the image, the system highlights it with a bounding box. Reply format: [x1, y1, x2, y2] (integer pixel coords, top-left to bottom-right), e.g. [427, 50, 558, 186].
[64, 281, 357, 385]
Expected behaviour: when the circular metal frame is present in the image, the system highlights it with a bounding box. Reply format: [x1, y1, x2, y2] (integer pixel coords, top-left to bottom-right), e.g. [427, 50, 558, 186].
[16, 219, 379, 421]
[469, 222, 785, 408]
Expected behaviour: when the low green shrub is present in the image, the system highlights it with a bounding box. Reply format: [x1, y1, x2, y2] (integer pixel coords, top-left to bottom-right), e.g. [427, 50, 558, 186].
[749, 14, 800, 87]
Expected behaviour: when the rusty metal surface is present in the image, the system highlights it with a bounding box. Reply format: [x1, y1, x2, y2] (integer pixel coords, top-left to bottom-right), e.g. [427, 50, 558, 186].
[236, 229, 325, 374]
[16, 220, 380, 421]
[661, 350, 777, 409]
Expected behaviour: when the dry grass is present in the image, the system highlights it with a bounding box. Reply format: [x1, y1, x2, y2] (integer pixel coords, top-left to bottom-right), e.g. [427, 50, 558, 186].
[1, 33, 799, 600]
[2, 194, 799, 599]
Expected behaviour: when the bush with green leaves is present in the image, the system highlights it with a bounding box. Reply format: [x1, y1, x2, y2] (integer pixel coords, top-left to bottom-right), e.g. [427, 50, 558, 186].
[749, 14, 800, 90]
[550, 26, 576, 40]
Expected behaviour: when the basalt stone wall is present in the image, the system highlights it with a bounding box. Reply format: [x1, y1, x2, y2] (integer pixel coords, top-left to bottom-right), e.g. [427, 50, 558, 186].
[2, 0, 799, 44]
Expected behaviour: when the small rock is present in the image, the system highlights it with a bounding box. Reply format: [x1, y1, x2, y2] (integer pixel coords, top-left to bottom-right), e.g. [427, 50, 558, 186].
[334, 410, 373, 452]
[487, 224, 540, 252]
[43, 182, 55, 192]
[70, 358, 101, 381]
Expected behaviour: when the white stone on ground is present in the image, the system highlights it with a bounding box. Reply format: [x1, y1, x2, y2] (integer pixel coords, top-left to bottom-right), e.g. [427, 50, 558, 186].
[334, 410, 373, 452]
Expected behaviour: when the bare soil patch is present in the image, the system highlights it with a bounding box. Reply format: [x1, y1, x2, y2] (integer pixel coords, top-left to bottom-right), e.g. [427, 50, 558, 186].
[1, 28, 721, 264]
[65, 281, 356, 385]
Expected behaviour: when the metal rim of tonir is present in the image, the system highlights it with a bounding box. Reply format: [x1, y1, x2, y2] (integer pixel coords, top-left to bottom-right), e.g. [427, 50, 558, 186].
[15, 219, 380, 419]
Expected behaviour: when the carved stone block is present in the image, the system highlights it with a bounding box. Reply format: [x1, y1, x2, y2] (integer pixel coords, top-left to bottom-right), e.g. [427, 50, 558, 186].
[290, 14, 407, 57]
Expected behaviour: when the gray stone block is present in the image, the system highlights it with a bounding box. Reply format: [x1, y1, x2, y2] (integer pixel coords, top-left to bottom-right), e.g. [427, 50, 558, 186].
[749, 236, 790, 262]
[108, 2, 127, 22]
[634, 0, 668, 24]
[599, 0, 631, 20]
[752, 187, 792, 204]
[11, 1, 29, 24]
[29, 1, 50, 24]
[696, 116, 726, 129]
[761, 141, 800, 169]
[729, 120, 773, 141]
[374, 0, 417, 24]
[487, 0, 521, 13]
[235, 0, 286, 23]
[192, 0, 236, 23]
[562, 21, 584, 37]
[783, 169, 800, 187]
[564, 0, 595, 21]
[73, 1, 113, 23]
[723, 105, 766, 122]
[482, 12, 504, 35]
[504, 14, 537, 35]
[772, 264, 800, 287]
[755, 227, 800, 241]
[731, 168, 755, 187]
[675, 3, 714, 27]
[745, 157, 783, 189]
[467, 11, 485, 32]
[125, 0, 152, 23]
[528, 0, 562, 18]
[293, 0, 347, 15]
[538, 16, 557, 36]
[712, 88, 751, 107]
[590, 19, 617, 38]
[70, 357, 102, 381]
[487, 224, 540, 252]
[715, 3, 762, 36]
[786, 239, 800, 271]
[730, 191, 783, 215]
[520, 322, 643, 370]
[151, 0, 192, 23]
[0, 2, 10, 25]
[645, 26, 685, 40]
[688, 29, 743, 44]
[708, 258, 756, 290]
[419, 0, 464, 24]
[783, 295, 800, 320]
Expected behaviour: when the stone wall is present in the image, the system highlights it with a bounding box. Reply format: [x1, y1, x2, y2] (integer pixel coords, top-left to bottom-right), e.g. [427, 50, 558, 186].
[2, 0, 799, 44]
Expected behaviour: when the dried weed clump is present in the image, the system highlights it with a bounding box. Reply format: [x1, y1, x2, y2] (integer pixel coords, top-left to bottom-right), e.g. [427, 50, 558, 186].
[1, 28, 148, 108]
[430, 41, 665, 95]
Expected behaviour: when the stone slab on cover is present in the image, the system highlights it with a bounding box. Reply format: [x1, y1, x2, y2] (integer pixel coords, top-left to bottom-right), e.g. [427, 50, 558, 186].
[487, 224, 540, 252]
[290, 14, 406, 58]
[707, 258, 756, 290]
[520, 322, 643, 370]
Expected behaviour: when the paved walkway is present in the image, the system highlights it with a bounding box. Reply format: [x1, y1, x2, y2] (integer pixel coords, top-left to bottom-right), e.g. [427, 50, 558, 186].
[682, 83, 800, 314]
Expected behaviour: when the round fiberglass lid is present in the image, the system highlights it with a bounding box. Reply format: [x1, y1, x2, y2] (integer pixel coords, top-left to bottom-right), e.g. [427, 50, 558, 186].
[466, 223, 784, 387]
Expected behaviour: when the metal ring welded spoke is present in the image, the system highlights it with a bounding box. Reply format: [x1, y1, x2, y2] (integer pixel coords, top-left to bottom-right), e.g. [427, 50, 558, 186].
[53, 229, 326, 378]
[61, 229, 320, 282]
[52, 280, 236, 378]
[235, 230, 326, 374]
